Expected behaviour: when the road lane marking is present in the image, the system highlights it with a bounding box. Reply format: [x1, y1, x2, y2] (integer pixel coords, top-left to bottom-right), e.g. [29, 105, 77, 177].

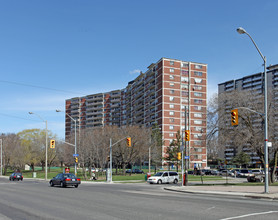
[205, 206, 215, 211]
[219, 211, 278, 220]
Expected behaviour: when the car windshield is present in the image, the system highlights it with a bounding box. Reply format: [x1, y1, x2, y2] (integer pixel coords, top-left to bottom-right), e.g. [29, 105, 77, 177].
[154, 172, 163, 176]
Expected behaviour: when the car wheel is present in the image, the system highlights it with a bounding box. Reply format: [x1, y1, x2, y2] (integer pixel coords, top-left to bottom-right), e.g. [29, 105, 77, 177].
[60, 182, 65, 188]
[260, 177, 264, 183]
[173, 179, 178, 184]
[50, 181, 54, 187]
[74, 185, 79, 188]
[12, 178, 15, 181]
[9, 178, 11, 181]
[157, 180, 162, 184]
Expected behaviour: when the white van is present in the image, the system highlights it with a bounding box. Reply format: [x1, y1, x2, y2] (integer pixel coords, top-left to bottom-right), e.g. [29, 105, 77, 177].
[147, 171, 179, 184]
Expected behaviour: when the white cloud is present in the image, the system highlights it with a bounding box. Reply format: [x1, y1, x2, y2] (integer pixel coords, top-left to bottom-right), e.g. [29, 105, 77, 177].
[129, 69, 141, 75]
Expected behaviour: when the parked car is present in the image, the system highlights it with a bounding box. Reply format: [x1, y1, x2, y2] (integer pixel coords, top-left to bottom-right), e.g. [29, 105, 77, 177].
[147, 171, 179, 184]
[250, 169, 264, 175]
[9, 172, 23, 181]
[49, 173, 81, 188]
[201, 169, 212, 175]
[211, 170, 220, 175]
[132, 169, 144, 174]
[237, 169, 252, 177]
[219, 170, 229, 176]
[247, 174, 265, 182]
[126, 169, 144, 174]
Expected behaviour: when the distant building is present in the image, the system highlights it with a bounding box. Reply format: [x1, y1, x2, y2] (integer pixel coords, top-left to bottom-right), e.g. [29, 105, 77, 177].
[66, 58, 208, 168]
[218, 64, 278, 166]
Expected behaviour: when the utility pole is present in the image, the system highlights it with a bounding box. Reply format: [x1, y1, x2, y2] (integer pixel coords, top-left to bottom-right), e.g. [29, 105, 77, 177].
[0, 139, 2, 176]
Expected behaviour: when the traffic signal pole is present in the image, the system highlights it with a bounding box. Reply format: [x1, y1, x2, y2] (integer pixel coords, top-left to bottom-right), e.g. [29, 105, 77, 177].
[107, 137, 131, 183]
[184, 106, 188, 186]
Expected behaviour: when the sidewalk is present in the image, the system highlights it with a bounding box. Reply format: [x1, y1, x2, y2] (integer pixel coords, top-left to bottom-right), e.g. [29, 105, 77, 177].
[164, 185, 278, 200]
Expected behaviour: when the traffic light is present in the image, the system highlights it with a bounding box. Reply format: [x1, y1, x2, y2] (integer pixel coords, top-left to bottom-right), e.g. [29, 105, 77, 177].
[231, 109, 238, 126]
[75, 157, 78, 163]
[126, 137, 131, 147]
[185, 130, 190, 141]
[177, 152, 181, 160]
[107, 156, 110, 161]
[50, 140, 55, 149]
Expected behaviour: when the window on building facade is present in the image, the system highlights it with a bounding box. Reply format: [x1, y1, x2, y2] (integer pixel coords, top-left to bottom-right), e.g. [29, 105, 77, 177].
[195, 64, 203, 69]
[170, 104, 174, 108]
[181, 77, 189, 82]
[169, 125, 174, 130]
[181, 84, 188, 90]
[194, 120, 202, 125]
[181, 105, 185, 109]
[170, 118, 174, 123]
[194, 106, 202, 111]
[195, 127, 203, 132]
[169, 111, 174, 116]
[181, 98, 188, 103]
[170, 90, 175, 94]
[194, 155, 202, 159]
[194, 71, 203, 77]
[194, 141, 202, 145]
[194, 99, 202, 104]
[169, 133, 174, 137]
[170, 61, 175, 65]
[194, 134, 202, 139]
[170, 83, 174, 87]
[194, 148, 202, 152]
[170, 75, 174, 80]
[182, 63, 189, 67]
[182, 91, 189, 96]
[169, 96, 174, 101]
[194, 113, 202, 118]
[194, 92, 202, 97]
[194, 86, 202, 90]
[170, 68, 174, 73]
[181, 70, 189, 75]
[195, 78, 203, 83]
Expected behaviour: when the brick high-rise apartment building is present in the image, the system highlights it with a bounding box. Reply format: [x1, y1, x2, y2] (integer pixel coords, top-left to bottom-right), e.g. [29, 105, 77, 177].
[66, 58, 207, 168]
[218, 64, 278, 165]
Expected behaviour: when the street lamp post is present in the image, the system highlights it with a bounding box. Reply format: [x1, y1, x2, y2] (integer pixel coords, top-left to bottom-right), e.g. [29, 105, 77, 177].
[56, 110, 77, 176]
[237, 27, 269, 193]
[28, 112, 48, 180]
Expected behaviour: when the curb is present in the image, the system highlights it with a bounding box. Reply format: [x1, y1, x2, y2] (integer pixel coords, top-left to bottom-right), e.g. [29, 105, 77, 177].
[164, 187, 278, 200]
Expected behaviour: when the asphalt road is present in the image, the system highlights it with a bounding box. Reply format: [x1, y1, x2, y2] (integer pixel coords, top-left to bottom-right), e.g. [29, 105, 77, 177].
[0, 177, 277, 220]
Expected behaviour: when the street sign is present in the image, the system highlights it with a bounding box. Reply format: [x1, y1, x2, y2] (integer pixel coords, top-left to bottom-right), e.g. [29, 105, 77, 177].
[73, 154, 79, 157]
[184, 156, 189, 159]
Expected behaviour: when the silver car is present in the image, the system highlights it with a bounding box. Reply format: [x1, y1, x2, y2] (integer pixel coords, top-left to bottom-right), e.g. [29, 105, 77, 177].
[147, 171, 179, 184]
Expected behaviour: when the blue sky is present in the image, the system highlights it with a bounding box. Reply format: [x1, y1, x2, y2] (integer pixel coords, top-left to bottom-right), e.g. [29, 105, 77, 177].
[0, 0, 277, 139]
